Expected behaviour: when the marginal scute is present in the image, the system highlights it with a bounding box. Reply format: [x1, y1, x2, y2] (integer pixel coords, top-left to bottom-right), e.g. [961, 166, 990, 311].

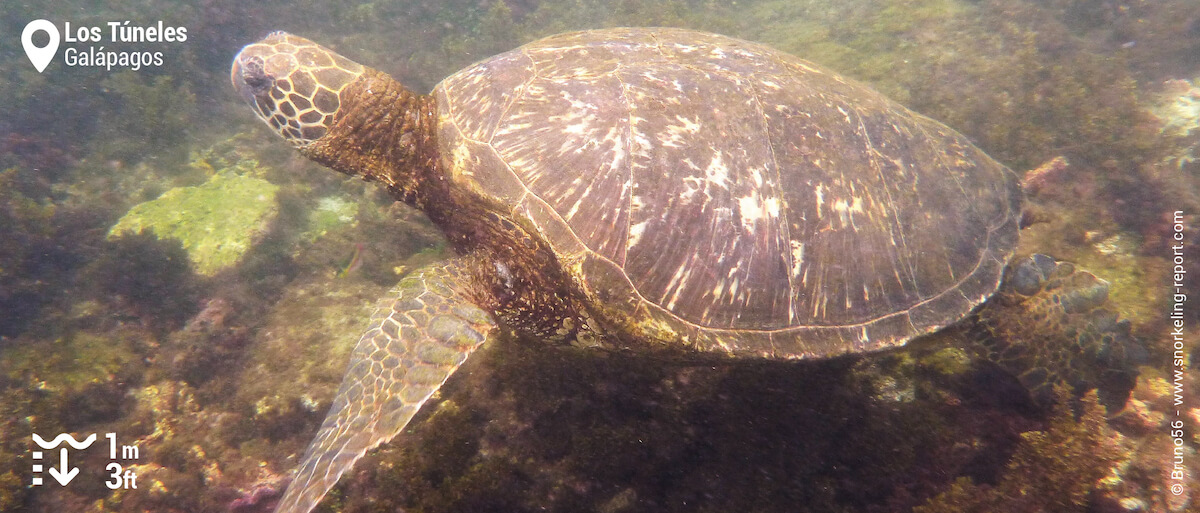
[436, 27, 1021, 358]
[437, 50, 535, 142]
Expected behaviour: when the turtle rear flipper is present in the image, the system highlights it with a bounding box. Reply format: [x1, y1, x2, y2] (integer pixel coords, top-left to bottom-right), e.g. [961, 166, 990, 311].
[275, 260, 496, 513]
[973, 254, 1146, 410]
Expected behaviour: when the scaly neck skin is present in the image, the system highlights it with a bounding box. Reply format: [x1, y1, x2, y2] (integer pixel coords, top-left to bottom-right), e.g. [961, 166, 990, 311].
[300, 67, 442, 209]
[299, 66, 605, 349]
[297, 67, 493, 298]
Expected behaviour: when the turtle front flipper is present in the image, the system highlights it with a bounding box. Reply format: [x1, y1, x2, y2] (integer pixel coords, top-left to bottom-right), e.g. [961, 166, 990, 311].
[275, 259, 496, 513]
[971, 254, 1146, 410]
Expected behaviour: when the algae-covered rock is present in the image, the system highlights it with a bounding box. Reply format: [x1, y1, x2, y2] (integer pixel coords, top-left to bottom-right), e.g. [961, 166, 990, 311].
[235, 275, 385, 445]
[109, 170, 279, 276]
[301, 195, 359, 243]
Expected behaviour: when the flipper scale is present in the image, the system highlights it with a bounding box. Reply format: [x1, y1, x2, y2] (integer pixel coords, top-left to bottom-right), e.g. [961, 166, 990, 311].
[274, 260, 496, 513]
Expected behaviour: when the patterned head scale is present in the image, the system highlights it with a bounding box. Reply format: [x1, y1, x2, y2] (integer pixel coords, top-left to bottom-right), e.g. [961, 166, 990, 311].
[231, 32, 364, 146]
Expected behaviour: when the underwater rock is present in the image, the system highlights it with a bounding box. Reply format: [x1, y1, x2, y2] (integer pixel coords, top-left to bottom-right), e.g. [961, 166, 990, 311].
[90, 230, 199, 333]
[1151, 77, 1200, 168]
[233, 275, 384, 444]
[300, 195, 359, 243]
[108, 171, 279, 276]
[1153, 78, 1200, 139]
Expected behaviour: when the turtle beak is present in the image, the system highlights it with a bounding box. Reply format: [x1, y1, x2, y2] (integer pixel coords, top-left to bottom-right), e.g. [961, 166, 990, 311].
[231, 46, 275, 109]
[229, 55, 255, 106]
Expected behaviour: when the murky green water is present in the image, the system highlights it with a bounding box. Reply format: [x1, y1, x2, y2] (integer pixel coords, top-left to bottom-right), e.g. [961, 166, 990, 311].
[1, 1, 1196, 512]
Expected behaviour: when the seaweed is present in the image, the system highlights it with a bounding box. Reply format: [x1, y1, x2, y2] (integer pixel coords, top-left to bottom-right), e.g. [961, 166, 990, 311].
[88, 229, 199, 334]
[94, 73, 197, 166]
[0, 168, 57, 336]
[915, 390, 1126, 513]
[0, 167, 118, 338]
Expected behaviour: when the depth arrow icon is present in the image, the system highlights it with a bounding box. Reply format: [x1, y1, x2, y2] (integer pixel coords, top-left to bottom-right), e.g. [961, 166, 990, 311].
[47, 448, 78, 486]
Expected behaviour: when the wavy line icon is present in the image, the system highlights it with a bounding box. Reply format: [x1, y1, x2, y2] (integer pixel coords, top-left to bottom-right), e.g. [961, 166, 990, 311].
[32, 433, 96, 450]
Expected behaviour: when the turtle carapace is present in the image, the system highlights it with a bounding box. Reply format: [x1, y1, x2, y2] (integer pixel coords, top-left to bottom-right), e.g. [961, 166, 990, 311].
[231, 28, 1141, 513]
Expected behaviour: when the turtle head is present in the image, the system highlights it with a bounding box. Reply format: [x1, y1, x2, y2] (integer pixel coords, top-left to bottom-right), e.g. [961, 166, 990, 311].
[232, 32, 365, 147]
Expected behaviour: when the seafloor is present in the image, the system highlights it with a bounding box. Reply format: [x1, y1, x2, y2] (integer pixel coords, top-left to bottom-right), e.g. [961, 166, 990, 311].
[0, 1, 1197, 512]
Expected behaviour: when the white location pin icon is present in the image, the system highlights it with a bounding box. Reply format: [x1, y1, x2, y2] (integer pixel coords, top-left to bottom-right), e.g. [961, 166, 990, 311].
[22, 20, 60, 73]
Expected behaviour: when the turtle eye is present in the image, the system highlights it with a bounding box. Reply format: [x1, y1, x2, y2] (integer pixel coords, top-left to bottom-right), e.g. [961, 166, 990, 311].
[241, 58, 272, 93]
[232, 55, 277, 112]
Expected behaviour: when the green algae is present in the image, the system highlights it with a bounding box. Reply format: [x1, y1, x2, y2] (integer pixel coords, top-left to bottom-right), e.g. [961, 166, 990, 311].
[1015, 200, 1162, 338]
[233, 275, 385, 449]
[301, 195, 359, 243]
[1, 329, 141, 393]
[921, 347, 973, 377]
[751, 0, 965, 102]
[108, 169, 279, 276]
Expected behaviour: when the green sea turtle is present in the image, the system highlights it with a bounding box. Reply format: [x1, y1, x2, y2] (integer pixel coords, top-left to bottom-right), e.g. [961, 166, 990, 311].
[230, 28, 1141, 513]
